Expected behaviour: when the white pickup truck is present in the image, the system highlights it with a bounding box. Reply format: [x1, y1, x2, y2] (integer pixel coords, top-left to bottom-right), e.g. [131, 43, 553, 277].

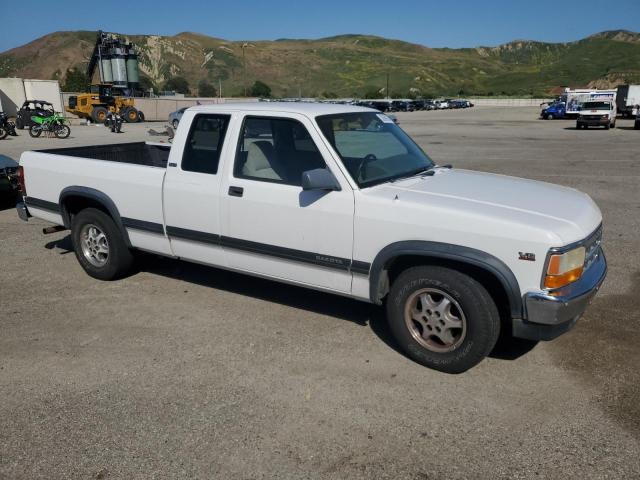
[16, 103, 607, 373]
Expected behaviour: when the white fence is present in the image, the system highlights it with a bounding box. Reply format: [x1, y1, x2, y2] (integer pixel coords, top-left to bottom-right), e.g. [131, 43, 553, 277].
[468, 98, 550, 107]
[61, 93, 258, 121]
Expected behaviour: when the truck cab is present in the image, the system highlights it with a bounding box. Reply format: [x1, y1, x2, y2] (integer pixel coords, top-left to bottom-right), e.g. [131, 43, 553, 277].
[541, 101, 566, 120]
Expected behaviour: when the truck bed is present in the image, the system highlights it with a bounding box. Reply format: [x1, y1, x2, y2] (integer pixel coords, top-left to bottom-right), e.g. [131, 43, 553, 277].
[38, 142, 170, 168]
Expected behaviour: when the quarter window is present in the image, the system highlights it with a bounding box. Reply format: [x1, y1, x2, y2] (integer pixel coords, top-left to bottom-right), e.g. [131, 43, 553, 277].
[182, 114, 230, 174]
[234, 116, 326, 186]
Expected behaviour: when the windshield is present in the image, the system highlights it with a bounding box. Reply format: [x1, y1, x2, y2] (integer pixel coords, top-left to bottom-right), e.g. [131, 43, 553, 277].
[316, 112, 434, 188]
[582, 102, 611, 110]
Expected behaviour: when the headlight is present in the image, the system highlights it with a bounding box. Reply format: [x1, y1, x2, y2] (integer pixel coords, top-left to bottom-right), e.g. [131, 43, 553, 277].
[544, 246, 586, 289]
[601, 114, 609, 119]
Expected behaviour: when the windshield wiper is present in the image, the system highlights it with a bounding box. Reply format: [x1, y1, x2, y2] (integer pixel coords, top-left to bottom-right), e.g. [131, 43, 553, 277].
[389, 166, 435, 183]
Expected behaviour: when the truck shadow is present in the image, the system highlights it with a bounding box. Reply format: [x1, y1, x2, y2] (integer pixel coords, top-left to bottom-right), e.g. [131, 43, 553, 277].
[45, 235, 536, 364]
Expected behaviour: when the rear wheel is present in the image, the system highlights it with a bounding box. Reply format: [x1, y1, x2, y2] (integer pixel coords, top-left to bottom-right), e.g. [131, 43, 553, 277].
[91, 106, 108, 124]
[124, 107, 139, 123]
[71, 208, 134, 280]
[28, 125, 42, 137]
[386, 266, 500, 373]
[0, 127, 7, 140]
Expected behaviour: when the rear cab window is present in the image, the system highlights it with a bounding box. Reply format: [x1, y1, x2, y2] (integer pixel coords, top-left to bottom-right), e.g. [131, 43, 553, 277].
[181, 114, 231, 174]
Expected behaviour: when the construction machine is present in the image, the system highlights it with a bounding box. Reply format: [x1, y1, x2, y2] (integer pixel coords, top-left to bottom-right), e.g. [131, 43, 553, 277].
[66, 31, 144, 123]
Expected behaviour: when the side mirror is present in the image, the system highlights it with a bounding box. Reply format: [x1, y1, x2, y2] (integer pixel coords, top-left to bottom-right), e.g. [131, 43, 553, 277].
[301, 168, 341, 191]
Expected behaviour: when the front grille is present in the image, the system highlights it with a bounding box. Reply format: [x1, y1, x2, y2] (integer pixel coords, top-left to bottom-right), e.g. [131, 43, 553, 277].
[583, 225, 603, 272]
[583, 115, 604, 120]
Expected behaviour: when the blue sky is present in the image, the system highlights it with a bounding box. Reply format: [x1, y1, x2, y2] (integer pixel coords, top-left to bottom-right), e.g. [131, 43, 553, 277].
[1, 0, 639, 53]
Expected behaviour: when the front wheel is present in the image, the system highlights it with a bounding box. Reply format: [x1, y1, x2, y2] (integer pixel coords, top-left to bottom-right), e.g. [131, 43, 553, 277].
[71, 208, 135, 280]
[546, 113, 553, 120]
[386, 266, 500, 373]
[29, 125, 42, 138]
[54, 124, 70, 139]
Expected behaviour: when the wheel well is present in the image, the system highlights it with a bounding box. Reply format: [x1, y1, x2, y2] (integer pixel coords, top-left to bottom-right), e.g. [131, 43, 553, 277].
[61, 195, 111, 227]
[383, 254, 512, 325]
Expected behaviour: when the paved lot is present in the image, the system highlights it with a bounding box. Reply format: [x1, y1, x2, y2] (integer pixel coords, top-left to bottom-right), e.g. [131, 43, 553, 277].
[1, 107, 639, 479]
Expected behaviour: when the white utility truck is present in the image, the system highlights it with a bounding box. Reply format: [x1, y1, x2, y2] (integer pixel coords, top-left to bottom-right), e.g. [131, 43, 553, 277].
[563, 88, 616, 116]
[576, 100, 617, 129]
[16, 103, 607, 373]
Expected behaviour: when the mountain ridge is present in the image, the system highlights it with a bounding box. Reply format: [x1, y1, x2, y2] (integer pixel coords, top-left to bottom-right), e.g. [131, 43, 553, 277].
[1, 30, 639, 97]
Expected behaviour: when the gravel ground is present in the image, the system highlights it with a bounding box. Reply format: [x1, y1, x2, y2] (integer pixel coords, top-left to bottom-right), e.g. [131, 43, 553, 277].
[1, 107, 639, 479]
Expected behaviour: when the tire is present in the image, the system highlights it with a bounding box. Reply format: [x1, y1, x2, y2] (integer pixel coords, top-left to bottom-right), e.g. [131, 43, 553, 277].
[0, 127, 7, 140]
[124, 108, 139, 123]
[54, 124, 70, 139]
[29, 125, 42, 138]
[604, 124, 610, 130]
[71, 208, 134, 281]
[91, 106, 108, 124]
[547, 114, 553, 120]
[386, 266, 500, 373]
[611, 121, 616, 129]
[634, 121, 640, 130]
[15, 118, 23, 130]
[138, 111, 145, 122]
[172, 119, 179, 129]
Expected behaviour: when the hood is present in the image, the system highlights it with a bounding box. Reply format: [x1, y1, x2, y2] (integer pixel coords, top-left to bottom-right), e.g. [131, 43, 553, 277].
[375, 168, 602, 244]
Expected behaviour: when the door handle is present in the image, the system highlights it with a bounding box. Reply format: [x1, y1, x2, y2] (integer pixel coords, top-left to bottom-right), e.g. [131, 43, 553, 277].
[228, 186, 244, 197]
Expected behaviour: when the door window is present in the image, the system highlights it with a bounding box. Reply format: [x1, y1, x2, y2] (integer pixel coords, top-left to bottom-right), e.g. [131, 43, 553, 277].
[234, 116, 326, 186]
[182, 114, 231, 174]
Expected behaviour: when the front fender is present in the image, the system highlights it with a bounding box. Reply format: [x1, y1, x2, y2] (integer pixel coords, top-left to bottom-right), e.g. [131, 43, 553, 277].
[369, 240, 522, 319]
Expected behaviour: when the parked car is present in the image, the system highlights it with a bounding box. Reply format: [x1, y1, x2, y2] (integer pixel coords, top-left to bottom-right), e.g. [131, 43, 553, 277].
[436, 100, 449, 109]
[541, 102, 567, 120]
[576, 100, 617, 129]
[16, 102, 606, 373]
[169, 107, 188, 129]
[0, 154, 19, 198]
[390, 100, 414, 112]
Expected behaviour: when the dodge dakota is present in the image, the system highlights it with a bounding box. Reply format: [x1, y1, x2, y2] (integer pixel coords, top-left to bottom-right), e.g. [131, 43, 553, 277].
[16, 103, 607, 372]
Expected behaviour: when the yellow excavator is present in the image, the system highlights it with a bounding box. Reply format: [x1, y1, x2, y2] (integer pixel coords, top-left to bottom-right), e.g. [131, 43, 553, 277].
[66, 31, 144, 123]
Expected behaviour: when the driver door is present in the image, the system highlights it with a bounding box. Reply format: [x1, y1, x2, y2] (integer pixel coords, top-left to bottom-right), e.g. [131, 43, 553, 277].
[221, 113, 355, 293]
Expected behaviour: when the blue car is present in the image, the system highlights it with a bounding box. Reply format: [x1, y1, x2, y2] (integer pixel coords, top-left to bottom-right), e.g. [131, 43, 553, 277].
[541, 102, 566, 120]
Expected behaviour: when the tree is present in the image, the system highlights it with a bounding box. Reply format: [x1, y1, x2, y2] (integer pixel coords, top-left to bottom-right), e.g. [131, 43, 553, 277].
[61, 67, 88, 92]
[163, 76, 190, 95]
[138, 75, 157, 94]
[198, 79, 217, 97]
[250, 80, 271, 98]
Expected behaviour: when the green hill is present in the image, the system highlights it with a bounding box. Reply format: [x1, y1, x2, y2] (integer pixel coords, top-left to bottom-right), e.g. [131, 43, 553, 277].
[1, 29, 639, 97]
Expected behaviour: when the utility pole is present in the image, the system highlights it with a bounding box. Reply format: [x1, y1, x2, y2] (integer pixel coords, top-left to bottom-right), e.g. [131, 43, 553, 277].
[241, 42, 255, 97]
[386, 72, 389, 99]
[219, 77, 222, 99]
[242, 44, 247, 97]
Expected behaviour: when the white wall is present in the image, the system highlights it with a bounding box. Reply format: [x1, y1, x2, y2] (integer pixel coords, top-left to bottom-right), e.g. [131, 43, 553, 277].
[23, 80, 63, 112]
[0, 78, 63, 116]
[0, 78, 27, 116]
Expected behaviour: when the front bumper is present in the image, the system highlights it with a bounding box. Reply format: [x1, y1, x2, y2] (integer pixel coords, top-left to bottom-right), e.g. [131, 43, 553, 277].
[577, 116, 609, 126]
[16, 200, 30, 221]
[513, 248, 607, 341]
